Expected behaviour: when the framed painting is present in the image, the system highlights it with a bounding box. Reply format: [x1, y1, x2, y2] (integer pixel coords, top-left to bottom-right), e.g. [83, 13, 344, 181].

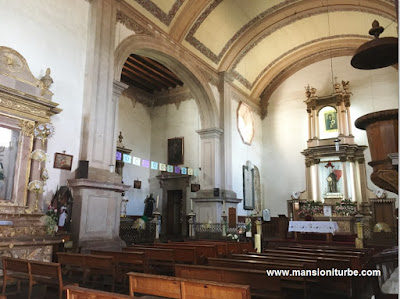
[54, 153, 73, 170]
[168, 137, 184, 165]
[324, 110, 338, 132]
[243, 164, 255, 210]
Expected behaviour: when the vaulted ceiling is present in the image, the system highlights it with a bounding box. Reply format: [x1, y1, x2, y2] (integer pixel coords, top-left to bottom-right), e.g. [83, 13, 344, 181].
[120, 0, 397, 105]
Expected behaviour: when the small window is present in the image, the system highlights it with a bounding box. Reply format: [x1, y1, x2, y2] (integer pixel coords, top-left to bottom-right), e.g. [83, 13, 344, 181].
[237, 102, 254, 145]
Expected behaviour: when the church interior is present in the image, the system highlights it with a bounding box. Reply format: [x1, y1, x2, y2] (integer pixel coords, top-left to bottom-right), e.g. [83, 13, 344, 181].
[0, 0, 398, 298]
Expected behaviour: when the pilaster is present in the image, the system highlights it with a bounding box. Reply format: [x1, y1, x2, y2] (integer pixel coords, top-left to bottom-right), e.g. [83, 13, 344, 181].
[80, 0, 119, 173]
[196, 127, 223, 190]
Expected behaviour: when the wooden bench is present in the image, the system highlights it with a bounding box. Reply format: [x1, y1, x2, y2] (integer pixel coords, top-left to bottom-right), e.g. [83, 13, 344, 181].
[174, 264, 281, 298]
[128, 272, 251, 299]
[57, 252, 116, 291]
[155, 243, 217, 264]
[65, 285, 132, 299]
[263, 248, 362, 270]
[123, 247, 175, 275]
[2, 257, 30, 297]
[90, 250, 148, 282]
[2, 257, 63, 299]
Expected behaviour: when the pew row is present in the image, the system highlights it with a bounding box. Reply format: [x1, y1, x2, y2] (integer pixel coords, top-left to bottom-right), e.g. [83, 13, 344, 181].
[174, 264, 281, 298]
[65, 285, 132, 299]
[56, 252, 116, 291]
[128, 271, 251, 299]
[2, 257, 63, 299]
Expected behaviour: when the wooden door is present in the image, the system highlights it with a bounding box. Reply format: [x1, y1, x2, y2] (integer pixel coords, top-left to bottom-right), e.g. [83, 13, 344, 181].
[166, 190, 183, 236]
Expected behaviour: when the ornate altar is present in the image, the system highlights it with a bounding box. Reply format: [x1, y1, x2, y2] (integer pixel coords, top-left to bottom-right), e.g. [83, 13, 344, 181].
[0, 46, 64, 269]
[288, 81, 372, 235]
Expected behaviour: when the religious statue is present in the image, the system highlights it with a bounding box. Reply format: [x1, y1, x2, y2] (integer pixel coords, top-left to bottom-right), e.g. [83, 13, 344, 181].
[327, 168, 338, 193]
[143, 194, 155, 218]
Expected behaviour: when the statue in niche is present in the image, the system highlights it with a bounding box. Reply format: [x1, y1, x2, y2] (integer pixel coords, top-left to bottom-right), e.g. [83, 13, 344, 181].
[327, 168, 338, 193]
[143, 194, 155, 219]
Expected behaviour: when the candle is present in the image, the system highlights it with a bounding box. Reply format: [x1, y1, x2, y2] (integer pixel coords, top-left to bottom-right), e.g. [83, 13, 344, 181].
[156, 195, 159, 209]
[190, 199, 193, 211]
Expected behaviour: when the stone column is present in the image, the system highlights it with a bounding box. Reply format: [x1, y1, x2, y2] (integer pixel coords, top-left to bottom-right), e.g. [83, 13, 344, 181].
[69, 0, 130, 251]
[341, 101, 348, 136]
[79, 0, 121, 182]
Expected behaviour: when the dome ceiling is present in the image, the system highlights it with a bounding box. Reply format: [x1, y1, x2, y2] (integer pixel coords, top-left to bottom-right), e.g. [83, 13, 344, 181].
[122, 0, 397, 104]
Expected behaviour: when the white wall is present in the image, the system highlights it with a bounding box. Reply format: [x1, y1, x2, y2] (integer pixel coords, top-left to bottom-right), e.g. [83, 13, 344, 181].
[262, 56, 398, 216]
[0, 0, 90, 204]
[150, 100, 201, 213]
[231, 101, 263, 216]
[118, 96, 152, 215]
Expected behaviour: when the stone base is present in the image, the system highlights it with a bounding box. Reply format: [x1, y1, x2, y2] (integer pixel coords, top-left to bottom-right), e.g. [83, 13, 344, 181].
[68, 179, 130, 252]
[193, 189, 241, 223]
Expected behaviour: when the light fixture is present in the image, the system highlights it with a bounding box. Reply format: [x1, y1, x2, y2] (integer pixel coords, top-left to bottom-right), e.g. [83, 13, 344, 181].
[334, 138, 341, 151]
[351, 20, 398, 69]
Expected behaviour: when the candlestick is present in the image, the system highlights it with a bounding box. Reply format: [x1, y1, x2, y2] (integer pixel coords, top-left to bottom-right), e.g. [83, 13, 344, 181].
[156, 195, 159, 210]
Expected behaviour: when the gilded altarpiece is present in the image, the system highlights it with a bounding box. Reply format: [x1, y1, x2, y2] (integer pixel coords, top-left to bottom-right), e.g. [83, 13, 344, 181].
[289, 82, 372, 235]
[0, 47, 63, 273]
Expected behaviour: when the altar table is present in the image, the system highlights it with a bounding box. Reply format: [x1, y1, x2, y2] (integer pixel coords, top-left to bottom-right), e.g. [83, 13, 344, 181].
[288, 221, 339, 242]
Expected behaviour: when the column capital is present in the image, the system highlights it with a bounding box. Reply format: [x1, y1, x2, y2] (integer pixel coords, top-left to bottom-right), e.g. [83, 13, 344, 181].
[196, 127, 223, 139]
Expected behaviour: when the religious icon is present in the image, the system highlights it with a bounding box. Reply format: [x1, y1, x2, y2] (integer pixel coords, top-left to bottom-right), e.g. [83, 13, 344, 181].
[53, 152, 73, 170]
[168, 137, 184, 165]
[324, 111, 338, 132]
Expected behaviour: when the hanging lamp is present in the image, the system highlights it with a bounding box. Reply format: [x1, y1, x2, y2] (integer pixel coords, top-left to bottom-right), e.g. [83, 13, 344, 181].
[351, 20, 398, 69]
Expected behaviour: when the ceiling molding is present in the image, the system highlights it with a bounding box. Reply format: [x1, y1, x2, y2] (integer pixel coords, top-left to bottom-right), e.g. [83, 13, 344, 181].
[183, 0, 395, 68]
[116, 10, 153, 35]
[232, 34, 369, 91]
[219, 0, 396, 71]
[257, 38, 367, 119]
[132, 0, 184, 26]
[169, 0, 212, 42]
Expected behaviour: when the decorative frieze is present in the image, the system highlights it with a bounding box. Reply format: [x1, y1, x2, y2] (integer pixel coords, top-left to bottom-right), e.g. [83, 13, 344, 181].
[116, 10, 153, 35]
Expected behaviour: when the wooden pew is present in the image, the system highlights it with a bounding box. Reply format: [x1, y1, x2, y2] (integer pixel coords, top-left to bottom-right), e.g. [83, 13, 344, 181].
[175, 264, 281, 298]
[122, 246, 175, 275]
[65, 285, 132, 299]
[275, 246, 369, 268]
[29, 260, 64, 299]
[241, 252, 355, 298]
[2, 257, 64, 299]
[231, 253, 318, 269]
[155, 242, 217, 264]
[90, 250, 148, 281]
[152, 244, 198, 264]
[2, 257, 30, 297]
[57, 252, 116, 291]
[263, 248, 362, 270]
[128, 272, 251, 299]
[83, 254, 116, 292]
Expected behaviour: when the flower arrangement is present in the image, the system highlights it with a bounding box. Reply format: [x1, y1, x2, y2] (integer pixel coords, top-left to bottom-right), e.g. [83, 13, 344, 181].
[34, 123, 54, 146]
[227, 233, 239, 242]
[334, 199, 357, 216]
[298, 200, 323, 218]
[27, 180, 44, 212]
[40, 205, 58, 236]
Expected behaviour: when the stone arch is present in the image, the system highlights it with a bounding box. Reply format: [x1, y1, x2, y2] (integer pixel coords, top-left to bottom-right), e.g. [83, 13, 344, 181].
[114, 34, 219, 129]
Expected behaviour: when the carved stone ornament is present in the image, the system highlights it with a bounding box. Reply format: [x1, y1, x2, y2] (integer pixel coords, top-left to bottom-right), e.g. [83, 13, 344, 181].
[116, 10, 152, 36]
[18, 119, 35, 137]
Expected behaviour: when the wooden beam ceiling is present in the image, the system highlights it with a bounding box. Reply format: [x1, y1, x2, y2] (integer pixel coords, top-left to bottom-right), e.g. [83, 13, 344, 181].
[121, 54, 184, 94]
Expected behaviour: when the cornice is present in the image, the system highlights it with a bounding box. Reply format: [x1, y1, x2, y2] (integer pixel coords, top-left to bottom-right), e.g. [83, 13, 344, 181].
[131, 0, 184, 26]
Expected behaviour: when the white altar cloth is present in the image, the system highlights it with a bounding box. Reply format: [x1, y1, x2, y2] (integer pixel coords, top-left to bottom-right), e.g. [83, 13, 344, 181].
[288, 221, 339, 235]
